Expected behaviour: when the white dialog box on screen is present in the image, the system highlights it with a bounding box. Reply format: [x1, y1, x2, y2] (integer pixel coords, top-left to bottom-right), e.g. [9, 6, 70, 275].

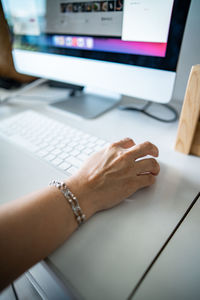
[122, 0, 174, 43]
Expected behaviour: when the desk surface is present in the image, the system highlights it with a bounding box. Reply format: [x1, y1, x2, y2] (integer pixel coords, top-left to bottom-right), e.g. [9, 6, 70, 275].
[134, 196, 200, 300]
[0, 88, 199, 300]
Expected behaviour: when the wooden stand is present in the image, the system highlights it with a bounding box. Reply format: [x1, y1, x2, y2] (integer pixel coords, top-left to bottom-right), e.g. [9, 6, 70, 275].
[175, 65, 200, 156]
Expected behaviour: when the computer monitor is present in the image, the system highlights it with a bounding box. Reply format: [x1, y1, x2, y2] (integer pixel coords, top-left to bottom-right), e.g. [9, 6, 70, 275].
[2, 0, 191, 118]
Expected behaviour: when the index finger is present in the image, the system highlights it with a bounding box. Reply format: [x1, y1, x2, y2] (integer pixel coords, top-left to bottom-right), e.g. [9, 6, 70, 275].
[113, 137, 136, 149]
[127, 141, 159, 160]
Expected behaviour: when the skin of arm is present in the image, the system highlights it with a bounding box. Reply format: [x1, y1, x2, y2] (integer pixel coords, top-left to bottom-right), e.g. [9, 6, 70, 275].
[0, 138, 160, 291]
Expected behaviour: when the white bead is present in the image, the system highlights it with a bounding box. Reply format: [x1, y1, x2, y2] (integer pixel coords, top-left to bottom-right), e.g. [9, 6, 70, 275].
[81, 214, 86, 221]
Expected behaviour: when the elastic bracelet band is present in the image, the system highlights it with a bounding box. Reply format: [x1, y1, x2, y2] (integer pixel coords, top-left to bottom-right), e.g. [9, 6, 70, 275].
[49, 180, 86, 226]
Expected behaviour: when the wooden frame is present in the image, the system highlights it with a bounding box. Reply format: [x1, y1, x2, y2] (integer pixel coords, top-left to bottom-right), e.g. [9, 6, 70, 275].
[175, 65, 200, 156]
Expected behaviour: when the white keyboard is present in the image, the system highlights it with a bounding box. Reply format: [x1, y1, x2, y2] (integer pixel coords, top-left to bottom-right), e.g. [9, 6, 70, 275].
[0, 110, 108, 175]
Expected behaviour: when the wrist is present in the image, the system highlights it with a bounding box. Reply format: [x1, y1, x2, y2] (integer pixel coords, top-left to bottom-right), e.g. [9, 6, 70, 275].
[65, 175, 98, 221]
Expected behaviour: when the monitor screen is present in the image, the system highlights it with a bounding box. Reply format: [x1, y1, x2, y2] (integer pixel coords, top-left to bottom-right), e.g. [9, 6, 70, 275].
[2, 0, 190, 72]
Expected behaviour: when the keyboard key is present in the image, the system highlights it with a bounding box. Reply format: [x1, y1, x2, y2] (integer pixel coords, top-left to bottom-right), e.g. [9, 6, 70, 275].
[66, 156, 82, 168]
[46, 146, 55, 152]
[83, 148, 94, 155]
[37, 150, 49, 157]
[79, 139, 88, 145]
[45, 154, 56, 161]
[58, 143, 67, 149]
[51, 158, 63, 166]
[76, 144, 85, 151]
[58, 152, 69, 160]
[67, 166, 79, 175]
[52, 149, 61, 156]
[59, 162, 71, 171]
[70, 149, 80, 156]
[87, 141, 96, 148]
[70, 141, 79, 148]
[63, 146, 73, 152]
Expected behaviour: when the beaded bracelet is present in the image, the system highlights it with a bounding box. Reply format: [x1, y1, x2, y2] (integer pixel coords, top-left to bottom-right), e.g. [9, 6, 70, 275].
[49, 180, 86, 226]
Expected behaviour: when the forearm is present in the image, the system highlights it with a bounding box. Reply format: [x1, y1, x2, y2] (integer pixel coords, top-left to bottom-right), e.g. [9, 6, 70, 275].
[0, 177, 94, 291]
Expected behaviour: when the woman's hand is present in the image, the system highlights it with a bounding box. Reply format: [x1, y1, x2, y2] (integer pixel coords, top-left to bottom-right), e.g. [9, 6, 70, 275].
[66, 138, 160, 220]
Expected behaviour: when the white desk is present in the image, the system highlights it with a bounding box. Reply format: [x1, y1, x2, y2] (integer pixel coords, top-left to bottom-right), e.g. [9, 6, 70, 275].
[134, 196, 200, 300]
[0, 88, 199, 299]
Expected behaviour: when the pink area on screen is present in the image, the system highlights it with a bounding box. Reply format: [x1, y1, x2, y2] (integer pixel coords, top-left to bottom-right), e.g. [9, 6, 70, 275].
[94, 39, 167, 57]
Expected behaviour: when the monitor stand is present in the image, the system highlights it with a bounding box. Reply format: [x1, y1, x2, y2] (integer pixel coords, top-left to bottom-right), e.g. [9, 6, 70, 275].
[50, 86, 121, 119]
